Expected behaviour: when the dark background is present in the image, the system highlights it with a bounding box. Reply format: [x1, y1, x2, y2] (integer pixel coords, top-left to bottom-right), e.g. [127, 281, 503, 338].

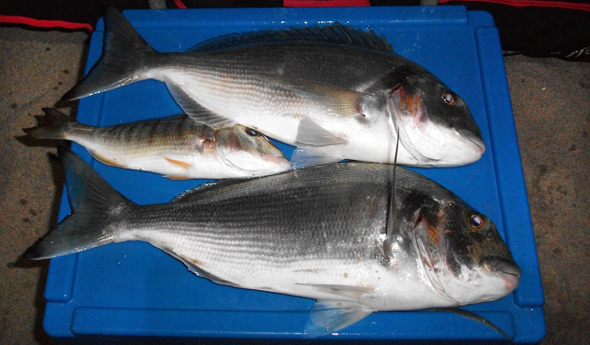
[0, 7, 588, 345]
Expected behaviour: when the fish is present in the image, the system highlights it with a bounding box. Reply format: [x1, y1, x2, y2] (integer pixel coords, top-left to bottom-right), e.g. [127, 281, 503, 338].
[23, 108, 290, 179]
[25, 148, 520, 337]
[62, 8, 486, 168]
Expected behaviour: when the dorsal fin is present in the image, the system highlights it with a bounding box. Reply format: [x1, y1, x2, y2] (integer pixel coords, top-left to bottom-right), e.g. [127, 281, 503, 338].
[186, 23, 393, 54]
[170, 178, 249, 203]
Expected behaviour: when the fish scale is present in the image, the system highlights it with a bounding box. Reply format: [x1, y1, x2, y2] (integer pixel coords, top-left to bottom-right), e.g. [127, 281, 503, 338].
[24, 109, 290, 179]
[113, 165, 410, 298]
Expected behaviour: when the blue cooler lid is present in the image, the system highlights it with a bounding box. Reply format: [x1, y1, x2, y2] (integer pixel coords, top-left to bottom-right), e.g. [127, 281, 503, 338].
[43, 6, 545, 343]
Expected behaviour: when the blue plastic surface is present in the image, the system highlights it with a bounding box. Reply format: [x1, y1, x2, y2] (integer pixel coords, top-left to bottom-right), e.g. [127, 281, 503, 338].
[43, 6, 545, 344]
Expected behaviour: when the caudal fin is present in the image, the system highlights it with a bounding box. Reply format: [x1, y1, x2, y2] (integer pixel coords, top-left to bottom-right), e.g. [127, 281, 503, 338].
[62, 7, 157, 100]
[22, 108, 77, 140]
[23, 147, 135, 260]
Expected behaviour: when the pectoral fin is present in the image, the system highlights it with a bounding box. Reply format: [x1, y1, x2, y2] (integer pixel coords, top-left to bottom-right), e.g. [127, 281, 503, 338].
[304, 300, 373, 338]
[296, 283, 375, 300]
[165, 83, 234, 128]
[291, 146, 343, 169]
[296, 118, 347, 146]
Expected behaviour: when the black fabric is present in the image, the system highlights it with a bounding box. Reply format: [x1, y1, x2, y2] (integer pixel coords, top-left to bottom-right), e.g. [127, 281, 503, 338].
[442, 2, 590, 61]
[2, 0, 589, 61]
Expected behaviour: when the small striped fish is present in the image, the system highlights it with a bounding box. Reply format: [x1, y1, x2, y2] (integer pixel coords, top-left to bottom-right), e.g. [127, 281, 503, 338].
[23, 108, 290, 179]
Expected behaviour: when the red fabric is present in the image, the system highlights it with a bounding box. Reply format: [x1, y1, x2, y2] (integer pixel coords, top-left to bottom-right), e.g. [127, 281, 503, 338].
[0, 14, 94, 30]
[439, 0, 590, 12]
[284, 0, 370, 7]
[173, 0, 188, 9]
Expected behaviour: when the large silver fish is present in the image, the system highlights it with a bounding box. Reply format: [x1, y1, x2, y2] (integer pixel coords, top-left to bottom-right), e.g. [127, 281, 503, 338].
[23, 108, 290, 179]
[25, 148, 520, 337]
[62, 8, 486, 168]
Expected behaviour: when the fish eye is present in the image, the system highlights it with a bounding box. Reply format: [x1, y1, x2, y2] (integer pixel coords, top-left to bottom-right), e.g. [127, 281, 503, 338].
[245, 128, 259, 137]
[441, 91, 456, 105]
[466, 212, 484, 230]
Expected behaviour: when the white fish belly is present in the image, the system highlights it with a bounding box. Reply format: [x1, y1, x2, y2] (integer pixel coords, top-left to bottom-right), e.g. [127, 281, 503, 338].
[157, 69, 370, 147]
[73, 136, 241, 179]
[159, 70, 304, 141]
[120, 227, 452, 310]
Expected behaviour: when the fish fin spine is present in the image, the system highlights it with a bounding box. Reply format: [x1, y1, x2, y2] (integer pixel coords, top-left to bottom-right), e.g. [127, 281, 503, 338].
[186, 23, 392, 54]
[62, 7, 158, 100]
[23, 147, 135, 260]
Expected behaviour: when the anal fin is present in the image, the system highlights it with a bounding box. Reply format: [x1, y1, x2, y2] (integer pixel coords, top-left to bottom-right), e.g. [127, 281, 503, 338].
[296, 283, 375, 301]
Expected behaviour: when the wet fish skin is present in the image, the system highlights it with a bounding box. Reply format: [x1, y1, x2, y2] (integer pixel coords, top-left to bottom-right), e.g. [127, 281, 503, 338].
[25, 148, 520, 336]
[188, 34, 482, 150]
[62, 8, 485, 168]
[23, 108, 290, 179]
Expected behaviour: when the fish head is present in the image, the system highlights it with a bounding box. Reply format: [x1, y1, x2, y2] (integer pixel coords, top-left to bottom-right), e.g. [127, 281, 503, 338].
[387, 73, 485, 166]
[215, 125, 291, 176]
[404, 192, 520, 305]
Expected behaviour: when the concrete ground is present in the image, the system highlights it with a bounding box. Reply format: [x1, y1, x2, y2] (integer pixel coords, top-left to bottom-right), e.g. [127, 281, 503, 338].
[0, 21, 588, 345]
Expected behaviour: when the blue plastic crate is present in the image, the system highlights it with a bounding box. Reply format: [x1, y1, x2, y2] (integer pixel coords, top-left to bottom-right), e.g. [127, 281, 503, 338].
[43, 6, 545, 344]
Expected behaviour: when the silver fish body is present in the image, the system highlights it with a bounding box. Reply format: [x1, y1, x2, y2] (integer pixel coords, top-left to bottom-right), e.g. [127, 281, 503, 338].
[63, 8, 485, 168]
[23, 108, 290, 179]
[26, 149, 520, 336]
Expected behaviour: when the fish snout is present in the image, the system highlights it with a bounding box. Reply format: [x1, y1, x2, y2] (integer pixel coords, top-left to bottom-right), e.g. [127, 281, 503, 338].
[482, 256, 521, 292]
[456, 129, 486, 155]
[263, 153, 292, 172]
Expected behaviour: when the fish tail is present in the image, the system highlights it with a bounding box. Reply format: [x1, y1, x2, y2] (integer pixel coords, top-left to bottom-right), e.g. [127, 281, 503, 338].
[62, 7, 158, 101]
[22, 108, 81, 140]
[24, 147, 136, 260]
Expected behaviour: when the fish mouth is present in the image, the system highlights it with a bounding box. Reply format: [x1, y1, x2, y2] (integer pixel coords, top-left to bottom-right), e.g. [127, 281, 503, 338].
[219, 150, 290, 176]
[262, 153, 292, 172]
[216, 127, 291, 175]
[481, 256, 521, 292]
[457, 129, 486, 156]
